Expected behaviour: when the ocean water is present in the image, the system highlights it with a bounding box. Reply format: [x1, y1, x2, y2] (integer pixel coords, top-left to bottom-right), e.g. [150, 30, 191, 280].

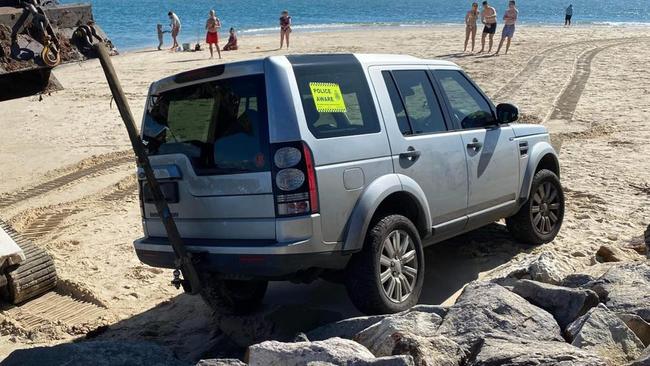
[59, 0, 649, 50]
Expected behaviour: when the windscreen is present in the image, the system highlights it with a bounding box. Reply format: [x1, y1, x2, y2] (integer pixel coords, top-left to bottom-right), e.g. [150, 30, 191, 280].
[143, 74, 269, 175]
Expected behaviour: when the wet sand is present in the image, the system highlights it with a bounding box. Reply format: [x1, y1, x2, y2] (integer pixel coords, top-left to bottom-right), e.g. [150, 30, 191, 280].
[1, 25, 650, 360]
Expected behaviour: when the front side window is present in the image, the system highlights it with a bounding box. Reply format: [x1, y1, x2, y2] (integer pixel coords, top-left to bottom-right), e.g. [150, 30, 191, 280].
[384, 70, 447, 135]
[289, 55, 380, 139]
[143, 74, 269, 175]
[435, 70, 495, 129]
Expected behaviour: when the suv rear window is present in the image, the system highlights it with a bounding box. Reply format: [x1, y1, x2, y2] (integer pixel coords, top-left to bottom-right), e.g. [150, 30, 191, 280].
[289, 55, 380, 139]
[143, 74, 269, 175]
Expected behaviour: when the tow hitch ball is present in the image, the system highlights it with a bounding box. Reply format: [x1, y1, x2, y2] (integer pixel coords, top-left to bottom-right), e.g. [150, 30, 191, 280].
[171, 268, 193, 293]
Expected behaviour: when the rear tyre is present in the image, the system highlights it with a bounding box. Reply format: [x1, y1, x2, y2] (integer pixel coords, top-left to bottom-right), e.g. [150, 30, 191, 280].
[506, 169, 565, 245]
[345, 214, 424, 315]
[200, 274, 267, 315]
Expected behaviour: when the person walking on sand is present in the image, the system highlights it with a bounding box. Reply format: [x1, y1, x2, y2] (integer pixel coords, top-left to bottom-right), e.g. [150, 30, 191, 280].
[168, 11, 181, 52]
[479, 1, 497, 53]
[565, 4, 573, 27]
[223, 28, 238, 51]
[496, 0, 518, 55]
[205, 10, 221, 59]
[279, 10, 292, 49]
[464, 2, 480, 52]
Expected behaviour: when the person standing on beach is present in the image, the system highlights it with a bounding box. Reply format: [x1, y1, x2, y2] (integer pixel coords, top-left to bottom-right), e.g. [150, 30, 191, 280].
[280, 10, 292, 49]
[168, 11, 181, 52]
[464, 2, 480, 52]
[479, 1, 497, 53]
[565, 4, 573, 27]
[496, 0, 518, 55]
[156, 24, 169, 51]
[205, 10, 221, 59]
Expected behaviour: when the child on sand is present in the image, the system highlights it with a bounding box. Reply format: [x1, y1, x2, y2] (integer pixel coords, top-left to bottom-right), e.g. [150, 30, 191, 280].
[156, 24, 169, 50]
[223, 28, 238, 51]
[464, 2, 479, 52]
[205, 10, 221, 59]
[280, 10, 291, 49]
[496, 0, 518, 55]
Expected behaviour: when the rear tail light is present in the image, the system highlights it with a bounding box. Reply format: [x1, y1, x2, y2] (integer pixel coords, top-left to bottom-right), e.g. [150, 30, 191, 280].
[272, 142, 319, 217]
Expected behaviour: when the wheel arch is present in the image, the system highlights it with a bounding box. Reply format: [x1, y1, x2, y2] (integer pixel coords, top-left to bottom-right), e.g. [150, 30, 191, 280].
[520, 142, 560, 202]
[343, 174, 432, 252]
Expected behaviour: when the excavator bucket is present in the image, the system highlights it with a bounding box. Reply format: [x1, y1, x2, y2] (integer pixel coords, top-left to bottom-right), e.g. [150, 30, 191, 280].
[0, 0, 115, 101]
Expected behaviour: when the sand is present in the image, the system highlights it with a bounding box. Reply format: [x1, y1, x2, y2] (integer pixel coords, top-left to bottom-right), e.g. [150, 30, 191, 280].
[1, 25, 649, 360]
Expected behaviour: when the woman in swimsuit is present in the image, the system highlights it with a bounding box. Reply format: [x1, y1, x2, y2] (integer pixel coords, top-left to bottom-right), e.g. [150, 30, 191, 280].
[223, 27, 238, 51]
[279, 10, 291, 49]
[464, 2, 479, 52]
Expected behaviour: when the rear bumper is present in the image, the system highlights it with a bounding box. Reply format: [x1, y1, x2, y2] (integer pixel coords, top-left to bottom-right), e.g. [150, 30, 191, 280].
[133, 236, 352, 279]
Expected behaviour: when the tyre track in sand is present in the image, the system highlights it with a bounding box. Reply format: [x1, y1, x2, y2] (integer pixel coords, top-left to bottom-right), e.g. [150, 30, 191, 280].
[0, 151, 134, 210]
[547, 41, 634, 122]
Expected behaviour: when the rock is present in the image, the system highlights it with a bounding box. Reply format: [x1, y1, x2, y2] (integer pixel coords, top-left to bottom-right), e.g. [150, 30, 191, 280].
[618, 313, 650, 347]
[511, 279, 599, 329]
[561, 273, 598, 288]
[438, 281, 563, 350]
[587, 262, 650, 322]
[2, 340, 187, 366]
[485, 251, 577, 285]
[391, 332, 466, 366]
[566, 304, 645, 364]
[629, 346, 650, 366]
[216, 305, 342, 347]
[246, 337, 381, 366]
[596, 244, 645, 263]
[196, 360, 246, 366]
[305, 356, 415, 366]
[623, 236, 648, 256]
[307, 315, 388, 341]
[354, 311, 442, 357]
[407, 305, 448, 319]
[470, 337, 607, 366]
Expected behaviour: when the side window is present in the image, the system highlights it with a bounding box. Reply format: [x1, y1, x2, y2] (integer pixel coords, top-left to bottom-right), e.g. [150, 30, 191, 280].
[387, 70, 447, 135]
[435, 70, 495, 129]
[382, 71, 411, 135]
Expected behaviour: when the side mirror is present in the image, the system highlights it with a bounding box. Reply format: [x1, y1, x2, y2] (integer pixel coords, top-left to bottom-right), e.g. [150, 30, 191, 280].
[496, 103, 519, 124]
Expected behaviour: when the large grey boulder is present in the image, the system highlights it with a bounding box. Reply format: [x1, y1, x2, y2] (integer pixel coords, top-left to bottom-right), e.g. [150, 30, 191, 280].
[196, 360, 246, 366]
[470, 337, 607, 366]
[618, 313, 650, 347]
[391, 332, 466, 366]
[567, 304, 645, 364]
[307, 315, 388, 341]
[485, 251, 578, 285]
[305, 356, 415, 366]
[246, 337, 413, 366]
[2, 340, 188, 366]
[438, 281, 563, 349]
[587, 262, 650, 322]
[511, 279, 599, 329]
[354, 311, 442, 357]
[629, 346, 650, 366]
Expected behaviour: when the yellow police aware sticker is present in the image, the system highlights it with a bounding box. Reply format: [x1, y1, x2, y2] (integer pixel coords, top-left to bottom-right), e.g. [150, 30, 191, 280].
[309, 82, 347, 113]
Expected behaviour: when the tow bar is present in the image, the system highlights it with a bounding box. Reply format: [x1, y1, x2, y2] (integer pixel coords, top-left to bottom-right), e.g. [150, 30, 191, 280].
[93, 43, 202, 295]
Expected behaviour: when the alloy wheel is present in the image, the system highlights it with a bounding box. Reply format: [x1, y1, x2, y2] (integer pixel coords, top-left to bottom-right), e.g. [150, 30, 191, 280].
[379, 230, 418, 303]
[531, 181, 562, 235]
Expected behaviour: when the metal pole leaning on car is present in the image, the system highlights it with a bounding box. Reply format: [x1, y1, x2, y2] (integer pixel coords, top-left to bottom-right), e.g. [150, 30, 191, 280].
[92, 42, 202, 295]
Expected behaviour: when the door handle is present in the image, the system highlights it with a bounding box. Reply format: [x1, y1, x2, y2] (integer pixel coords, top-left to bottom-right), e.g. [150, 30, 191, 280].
[467, 138, 483, 152]
[399, 146, 421, 162]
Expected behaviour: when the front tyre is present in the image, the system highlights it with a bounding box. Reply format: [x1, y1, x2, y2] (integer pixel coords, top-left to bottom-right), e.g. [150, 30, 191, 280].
[507, 169, 565, 245]
[345, 215, 425, 315]
[200, 274, 268, 315]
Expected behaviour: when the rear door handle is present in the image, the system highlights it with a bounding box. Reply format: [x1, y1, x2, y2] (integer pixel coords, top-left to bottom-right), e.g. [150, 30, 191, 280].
[467, 138, 483, 152]
[399, 147, 421, 161]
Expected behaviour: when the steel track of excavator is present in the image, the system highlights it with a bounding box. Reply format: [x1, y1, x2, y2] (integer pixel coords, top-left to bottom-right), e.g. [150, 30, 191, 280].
[0, 219, 57, 304]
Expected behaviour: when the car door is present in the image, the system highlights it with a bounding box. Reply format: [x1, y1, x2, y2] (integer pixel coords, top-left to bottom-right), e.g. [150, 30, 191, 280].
[369, 67, 469, 241]
[433, 69, 519, 230]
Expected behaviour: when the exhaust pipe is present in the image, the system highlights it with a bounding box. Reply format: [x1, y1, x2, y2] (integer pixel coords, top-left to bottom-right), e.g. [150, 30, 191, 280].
[92, 43, 202, 295]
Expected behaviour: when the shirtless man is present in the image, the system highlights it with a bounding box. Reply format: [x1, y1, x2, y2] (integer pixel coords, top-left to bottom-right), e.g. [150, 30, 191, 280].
[168, 11, 181, 52]
[479, 1, 497, 53]
[205, 10, 221, 59]
[496, 1, 518, 55]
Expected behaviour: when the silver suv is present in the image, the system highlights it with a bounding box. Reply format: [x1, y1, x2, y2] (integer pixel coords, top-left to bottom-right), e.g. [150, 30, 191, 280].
[134, 54, 564, 315]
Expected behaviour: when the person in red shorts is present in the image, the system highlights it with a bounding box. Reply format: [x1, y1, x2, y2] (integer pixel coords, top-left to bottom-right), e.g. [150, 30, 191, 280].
[205, 9, 221, 59]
